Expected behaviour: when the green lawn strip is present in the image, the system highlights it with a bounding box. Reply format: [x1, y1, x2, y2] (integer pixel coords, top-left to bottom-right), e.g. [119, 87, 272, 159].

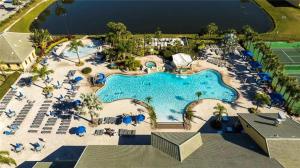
[0, 72, 21, 100]
[254, 0, 300, 41]
[9, 0, 56, 32]
[0, 0, 46, 32]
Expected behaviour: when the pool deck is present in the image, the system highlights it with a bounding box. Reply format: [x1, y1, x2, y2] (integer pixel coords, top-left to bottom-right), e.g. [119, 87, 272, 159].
[0, 50, 284, 167]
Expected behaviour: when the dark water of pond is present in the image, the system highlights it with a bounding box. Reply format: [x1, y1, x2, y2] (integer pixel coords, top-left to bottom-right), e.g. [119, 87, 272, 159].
[32, 0, 274, 34]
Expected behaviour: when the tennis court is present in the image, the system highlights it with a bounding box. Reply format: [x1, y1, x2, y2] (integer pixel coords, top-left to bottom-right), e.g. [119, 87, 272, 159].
[265, 42, 300, 82]
[269, 41, 300, 65]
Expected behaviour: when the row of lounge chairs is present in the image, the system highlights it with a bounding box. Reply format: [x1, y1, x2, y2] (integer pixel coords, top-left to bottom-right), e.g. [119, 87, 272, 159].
[0, 90, 17, 116]
[207, 58, 228, 68]
[98, 117, 120, 125]
[93, 129, 136, 136]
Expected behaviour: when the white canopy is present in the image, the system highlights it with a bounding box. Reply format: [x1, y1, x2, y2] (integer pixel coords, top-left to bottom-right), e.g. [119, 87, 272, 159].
[172, 53, 192, 67]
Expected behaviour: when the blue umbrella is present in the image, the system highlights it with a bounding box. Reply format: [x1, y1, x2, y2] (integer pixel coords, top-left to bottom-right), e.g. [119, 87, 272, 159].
[73, 100, 81, 107]
[96, 73, 106, 84]
[242, 50, 254, 58]
[122, 116, 132, 125]
[74, 76, 83, 82]
[136, 114, 145, 123]
[249, 61, 262, 69]
[258, 72, 272, 82]
[270, 92, 285, 105]
[76, 126, 86, 135]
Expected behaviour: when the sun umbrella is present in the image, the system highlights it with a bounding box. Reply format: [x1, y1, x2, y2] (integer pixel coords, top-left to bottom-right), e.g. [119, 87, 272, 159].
[242, 50, 254, 58]
[122, 116, 132, 125]
[136, 114, 145, 123]
[76, 126, 86, 136]
[74, 76, 83, 82]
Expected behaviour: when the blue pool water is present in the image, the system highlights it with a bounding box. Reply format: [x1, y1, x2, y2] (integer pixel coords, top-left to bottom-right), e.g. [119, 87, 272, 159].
[97, 69, 237, 122]
[62, 40, 101, 59]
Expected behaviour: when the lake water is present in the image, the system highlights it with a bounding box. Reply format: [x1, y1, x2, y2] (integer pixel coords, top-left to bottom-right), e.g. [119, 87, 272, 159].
[32, 0, 274, 34]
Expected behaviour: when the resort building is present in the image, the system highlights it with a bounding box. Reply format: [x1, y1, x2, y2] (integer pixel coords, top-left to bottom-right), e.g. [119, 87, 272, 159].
[0, 32, 36, 71]
[33, 132, 283, 168]
[238, 113, 300, 168]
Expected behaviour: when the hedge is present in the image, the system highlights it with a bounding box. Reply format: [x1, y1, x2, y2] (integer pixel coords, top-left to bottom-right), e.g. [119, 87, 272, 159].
[0, 72, 21, 100]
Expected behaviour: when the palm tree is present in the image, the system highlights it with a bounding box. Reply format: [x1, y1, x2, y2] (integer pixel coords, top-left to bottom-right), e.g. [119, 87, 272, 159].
[254, 92, 271, 111]
[185, 110, 195, 122]
[145, 96, 152, 104]
[195, 91, 202, 100]
[32, 66, 54, 87]
[80, 93, 102, 124]
[213, 103, 228, 121]
[206, 22, 218, 37]
[69, 40, 84, 64]
[242, 25, 257, 48]
[30, 29, 52, 54]
[154, 27, 162, 50]
[0, 151, 16, 166]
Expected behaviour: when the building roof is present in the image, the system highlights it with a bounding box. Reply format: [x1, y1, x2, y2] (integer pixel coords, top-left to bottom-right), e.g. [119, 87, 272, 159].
[238, 113, 300, 139]
[33, 162, 52, 168]
[74, 134, 282, 168]
[0, 32, 34, 64]
[152, 132, 198, 145]
[172, 53, 192, 67]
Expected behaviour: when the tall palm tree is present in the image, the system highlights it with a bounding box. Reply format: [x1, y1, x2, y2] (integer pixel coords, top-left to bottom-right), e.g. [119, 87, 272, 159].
[195, 91, 202, 100]
[242, 25, 257, 48]
[0, 151, 16, 166]
[154, 27, 162, 50]
[206, 22, 218, 37]
[30, 29, 52, 53]
[145, 96, 152, 104]
[80, 93, 102, 124]
[32, 66, 54, 87]
[213, 103, 228, 121]
[254, 92, 271, 111]
[69, 40, 84, 64]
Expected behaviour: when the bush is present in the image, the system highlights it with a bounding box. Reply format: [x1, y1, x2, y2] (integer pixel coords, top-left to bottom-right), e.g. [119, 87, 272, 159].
[0, 72, 21, 100]
[81, 67, 92, 74]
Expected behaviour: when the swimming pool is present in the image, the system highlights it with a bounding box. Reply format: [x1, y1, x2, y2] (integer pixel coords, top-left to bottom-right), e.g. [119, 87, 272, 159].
[97, 69, 237, 122]
[145, 61, 157, 68]
[62, 40, 101, 59]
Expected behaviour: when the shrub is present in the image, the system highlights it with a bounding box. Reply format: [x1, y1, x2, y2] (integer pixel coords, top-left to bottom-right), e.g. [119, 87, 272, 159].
[81, 67, 92, 74]
[0, 72, 21, 100]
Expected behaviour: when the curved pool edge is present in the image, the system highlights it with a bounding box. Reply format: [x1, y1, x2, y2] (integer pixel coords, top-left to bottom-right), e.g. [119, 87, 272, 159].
[96, 68, 240, 104]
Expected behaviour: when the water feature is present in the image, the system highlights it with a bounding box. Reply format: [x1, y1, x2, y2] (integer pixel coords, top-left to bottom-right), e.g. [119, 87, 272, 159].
[96, 69, 238, 122]
[32, 0, 274, 34]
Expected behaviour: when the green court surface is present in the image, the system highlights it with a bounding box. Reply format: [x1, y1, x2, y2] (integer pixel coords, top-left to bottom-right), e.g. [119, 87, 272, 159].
[271, 48, 300, 65]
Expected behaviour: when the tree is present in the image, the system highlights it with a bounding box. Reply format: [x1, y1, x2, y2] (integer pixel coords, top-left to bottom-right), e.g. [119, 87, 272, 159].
[213, 103, 228, 121]
[206, 22, 218, 37]
[242, 25, 257, 48]
[145, 96, 152, 104]
[32, 66, 54, 87]
[254, 92, 271, 111]
[69, 40, 84, 64]
[195, 91, 202, 100]
[0, 151, 16, 166]
[80, 93, 102, 124]
[106, 22, 131, 46]
[30, 29, 52, 54]
[154, 27, 163, 50]
[222, 33, 238, 56]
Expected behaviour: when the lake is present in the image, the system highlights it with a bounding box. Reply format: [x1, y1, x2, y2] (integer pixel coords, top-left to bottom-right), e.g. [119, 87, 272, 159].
[32, 0, 274, 34]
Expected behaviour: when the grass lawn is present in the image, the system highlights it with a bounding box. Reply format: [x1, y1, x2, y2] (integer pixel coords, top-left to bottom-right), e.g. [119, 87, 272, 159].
[254, 0, 300, 41]
[9, 0, 56, 32]
[0, 72, 21, 100]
